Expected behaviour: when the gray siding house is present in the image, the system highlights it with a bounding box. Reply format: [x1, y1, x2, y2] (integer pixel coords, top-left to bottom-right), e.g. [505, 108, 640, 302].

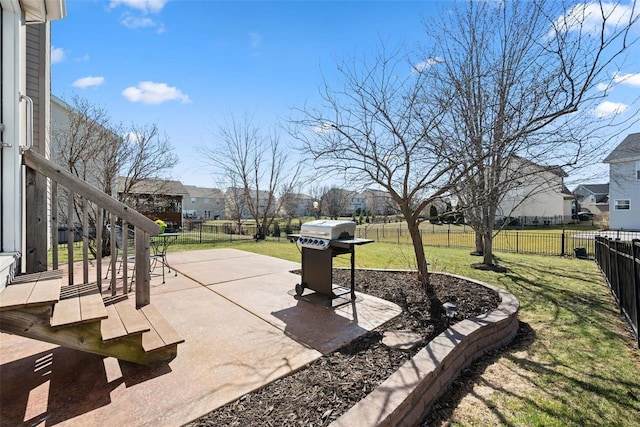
[603, 133, 640, 231]
[183, 185, 225, 220]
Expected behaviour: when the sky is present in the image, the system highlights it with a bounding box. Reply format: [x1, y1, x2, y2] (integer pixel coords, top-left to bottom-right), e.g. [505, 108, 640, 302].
[51, 0, 640, 190]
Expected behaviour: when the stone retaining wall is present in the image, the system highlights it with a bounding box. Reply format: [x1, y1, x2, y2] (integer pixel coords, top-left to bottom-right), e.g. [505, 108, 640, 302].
[330, 273, 520, 427]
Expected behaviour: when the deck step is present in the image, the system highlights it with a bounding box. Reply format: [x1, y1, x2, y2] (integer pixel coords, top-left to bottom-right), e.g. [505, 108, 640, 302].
[0, 252, 20, 293]
[101, 299, 150, 341]
[0, 270, 62, 312]
[139, 304, 185, 352]
[50, 284, 108, 328]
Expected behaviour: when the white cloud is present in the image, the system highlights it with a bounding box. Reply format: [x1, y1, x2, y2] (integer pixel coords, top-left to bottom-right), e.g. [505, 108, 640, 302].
[51, 46, 65, 63]
[123, 132, 141, 143]
[553, 2, 638, 35]
[109, 0, 168, 14]
[249, 32, 263, 49]
[72, 76, 105, 88]
[121, 15, 156, 29]
[313, 123, 337, 134]
[412, 57, 444, 74]
[613, 72, 640, 87]
[593, 100, 629, 117]
[597, 82, 612, 91]
[122, 81, 191, 105]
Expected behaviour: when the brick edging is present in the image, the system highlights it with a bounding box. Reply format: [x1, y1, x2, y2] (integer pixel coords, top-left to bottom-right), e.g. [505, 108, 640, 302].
[330, 272, 520, 427]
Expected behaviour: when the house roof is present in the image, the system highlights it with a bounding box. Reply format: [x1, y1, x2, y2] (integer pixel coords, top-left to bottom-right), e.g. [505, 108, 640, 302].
[603, 133, 640, 163]
[183, 185, 224, 198]
[21, 0, 66, 22]
[573, 183, 609, 196]
[512, 155, 568, 178]
[117, 177, 188, 197]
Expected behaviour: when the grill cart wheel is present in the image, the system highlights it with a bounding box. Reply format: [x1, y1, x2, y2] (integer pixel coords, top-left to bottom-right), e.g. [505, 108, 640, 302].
[295, 283, 305, 296]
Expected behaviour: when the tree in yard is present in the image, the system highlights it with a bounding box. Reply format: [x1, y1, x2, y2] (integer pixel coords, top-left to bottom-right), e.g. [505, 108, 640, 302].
[200, 114, 301, 240]
[52, 96, 178, 256]
[429, 205, 438, 223]
[320, 187, 354, 220]
[116, 123, 179, 209]
[419, 0, 639, 268]
[290, 46, 472, 292]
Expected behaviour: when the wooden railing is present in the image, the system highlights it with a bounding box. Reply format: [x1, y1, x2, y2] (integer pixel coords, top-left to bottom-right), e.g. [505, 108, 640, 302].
[23, 151, 159, 308]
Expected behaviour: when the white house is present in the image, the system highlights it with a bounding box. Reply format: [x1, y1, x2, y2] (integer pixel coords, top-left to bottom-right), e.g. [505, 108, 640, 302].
[347, 188, 398, 216]
[278, 192, 314, 218]
[497, 156, 573, 225]
[572, 183, 609, 220]
[1, 0, 66, 285]
[604, 133, 640, 231]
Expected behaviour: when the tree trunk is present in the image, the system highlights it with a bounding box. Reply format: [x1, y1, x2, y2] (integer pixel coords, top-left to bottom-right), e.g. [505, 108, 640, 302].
[483, 229, 493, 266]
[474, 231, 484, 255]
[407, 221, 433, 295]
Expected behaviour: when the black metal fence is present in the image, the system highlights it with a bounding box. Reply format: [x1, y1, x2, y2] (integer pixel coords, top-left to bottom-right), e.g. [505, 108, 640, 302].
[62, 222, 635, 261]
[595, 236, 640, 347]
[171, 222, 301, 244]
[354, 226, 626, 258]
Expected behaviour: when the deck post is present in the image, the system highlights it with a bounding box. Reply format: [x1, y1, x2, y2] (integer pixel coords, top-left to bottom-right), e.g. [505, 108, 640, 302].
[135, 229, 151, 308]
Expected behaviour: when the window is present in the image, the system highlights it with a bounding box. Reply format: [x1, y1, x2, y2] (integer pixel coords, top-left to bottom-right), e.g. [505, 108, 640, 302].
[614, 199, 630, 210]
[191, 197, 196, 204]
[636, 161, 640, 180]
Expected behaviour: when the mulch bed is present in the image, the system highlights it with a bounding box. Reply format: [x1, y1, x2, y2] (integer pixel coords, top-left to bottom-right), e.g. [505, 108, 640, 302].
[186, 269, 500, 426]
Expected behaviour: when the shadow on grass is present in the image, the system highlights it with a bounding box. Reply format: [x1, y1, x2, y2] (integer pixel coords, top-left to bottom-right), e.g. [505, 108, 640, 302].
[421, 256, 640, 426]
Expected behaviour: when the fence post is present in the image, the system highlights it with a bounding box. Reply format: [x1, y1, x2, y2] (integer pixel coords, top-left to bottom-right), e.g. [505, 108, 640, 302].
[199, 222, 202, 244]
[633, 239, 640, 348]
[561, 230, 565, 256]
[516, 232, 519, 254]
[447, 228, 450, 247]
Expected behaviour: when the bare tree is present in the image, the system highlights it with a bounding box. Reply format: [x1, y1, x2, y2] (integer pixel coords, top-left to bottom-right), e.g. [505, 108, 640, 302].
[280, 188, 304, 220]
[117, 123, 179, 209]
[420, 0, 639, 268]
[52, 95, 123, 193]
[307, 184, 326, 219]
[290, 46, 471, 290]
[201, 114, 301, 240]
[321, 187, 354, 219]
[53, 96, 178, 255]
[52, 96, 125, 255]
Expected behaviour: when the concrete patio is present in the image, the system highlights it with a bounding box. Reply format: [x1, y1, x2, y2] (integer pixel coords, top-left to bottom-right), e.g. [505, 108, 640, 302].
[0, 248, 401, 426]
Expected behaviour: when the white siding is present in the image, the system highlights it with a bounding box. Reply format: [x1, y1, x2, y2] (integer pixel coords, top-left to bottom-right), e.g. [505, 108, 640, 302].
[609, 162, 640, 230]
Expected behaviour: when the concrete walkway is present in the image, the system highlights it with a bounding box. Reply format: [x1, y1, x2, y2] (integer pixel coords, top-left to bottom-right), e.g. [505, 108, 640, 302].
[0, 249, 401, 426]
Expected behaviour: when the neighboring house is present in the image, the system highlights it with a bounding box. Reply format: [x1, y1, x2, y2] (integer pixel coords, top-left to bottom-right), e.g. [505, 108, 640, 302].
[50, 94, 122, 230]
[117, 178, 188, 231]
[347, 189, 398, 216]
[224, 188, 275, 220]
[497, 156, 573, 225]
[603, 133, 640, 231]
[363, 188, 398, 215]
[278, 193, 314, 218]
[183, 185, 225, 220]
[572, 183, 609, 219]
[348, 193, 367, 215]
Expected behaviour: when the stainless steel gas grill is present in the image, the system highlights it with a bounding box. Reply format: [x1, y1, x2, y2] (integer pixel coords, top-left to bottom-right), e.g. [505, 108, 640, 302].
[290, 220, 373, 307]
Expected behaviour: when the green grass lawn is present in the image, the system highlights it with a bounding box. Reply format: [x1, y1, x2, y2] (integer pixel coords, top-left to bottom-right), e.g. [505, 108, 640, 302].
[168, 239, 640, 426]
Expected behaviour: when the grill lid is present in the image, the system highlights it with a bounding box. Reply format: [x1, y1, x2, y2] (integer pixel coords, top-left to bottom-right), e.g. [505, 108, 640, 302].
[300, 220, 356, 240]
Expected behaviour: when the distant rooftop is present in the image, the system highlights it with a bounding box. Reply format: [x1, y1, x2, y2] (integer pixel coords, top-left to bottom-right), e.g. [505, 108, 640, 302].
[603, 133, 640, 163]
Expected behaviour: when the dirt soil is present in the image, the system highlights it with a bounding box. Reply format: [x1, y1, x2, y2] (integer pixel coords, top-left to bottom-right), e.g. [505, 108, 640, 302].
[186, 269, 501, 427]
